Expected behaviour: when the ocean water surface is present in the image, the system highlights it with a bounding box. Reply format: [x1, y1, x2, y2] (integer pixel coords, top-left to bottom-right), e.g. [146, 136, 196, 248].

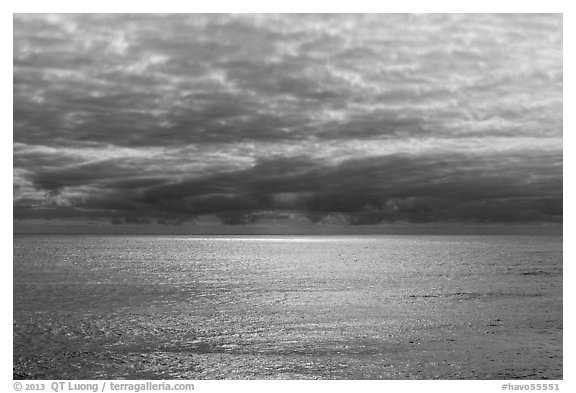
[13, 235, 562, 379]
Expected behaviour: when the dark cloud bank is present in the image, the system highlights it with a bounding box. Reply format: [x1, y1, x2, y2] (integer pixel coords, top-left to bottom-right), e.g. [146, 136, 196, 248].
[13, 14, 562, 234]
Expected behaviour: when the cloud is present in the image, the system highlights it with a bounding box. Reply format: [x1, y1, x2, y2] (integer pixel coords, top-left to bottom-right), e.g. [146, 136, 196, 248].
[16, 146, 562, 226]
[14, 14, 562, 147]
[13, 14, 562, 231]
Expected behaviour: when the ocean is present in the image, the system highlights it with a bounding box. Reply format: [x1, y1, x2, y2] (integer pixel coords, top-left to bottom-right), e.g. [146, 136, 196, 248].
[13, 235, 562, 379]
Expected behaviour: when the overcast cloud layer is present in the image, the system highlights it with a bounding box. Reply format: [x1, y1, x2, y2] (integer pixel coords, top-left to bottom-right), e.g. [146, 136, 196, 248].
[13, 14, 562, 232]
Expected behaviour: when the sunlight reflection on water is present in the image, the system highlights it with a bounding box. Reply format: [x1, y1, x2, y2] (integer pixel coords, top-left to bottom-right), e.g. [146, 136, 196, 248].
[13, 235, 562, 379]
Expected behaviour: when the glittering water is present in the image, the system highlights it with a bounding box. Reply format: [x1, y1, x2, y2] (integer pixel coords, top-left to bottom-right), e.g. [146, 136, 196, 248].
[13, 235, 562, 379]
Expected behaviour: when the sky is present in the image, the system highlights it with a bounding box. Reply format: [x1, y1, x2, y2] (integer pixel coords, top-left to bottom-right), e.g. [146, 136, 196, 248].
[13, 14, 563, 234]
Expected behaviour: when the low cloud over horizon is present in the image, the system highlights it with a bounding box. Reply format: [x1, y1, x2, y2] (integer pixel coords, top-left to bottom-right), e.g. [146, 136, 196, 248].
[13, 14, 563, 233]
